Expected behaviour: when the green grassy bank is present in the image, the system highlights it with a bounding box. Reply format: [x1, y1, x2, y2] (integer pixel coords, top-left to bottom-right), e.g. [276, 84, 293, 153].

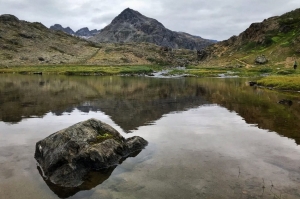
[257, 76, 300, 91]
[1, 64, 300, 91]
[0, 65, 162, 75]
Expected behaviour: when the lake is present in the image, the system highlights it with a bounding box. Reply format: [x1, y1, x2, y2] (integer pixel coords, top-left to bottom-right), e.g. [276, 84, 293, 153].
[0, 74, 300, 199]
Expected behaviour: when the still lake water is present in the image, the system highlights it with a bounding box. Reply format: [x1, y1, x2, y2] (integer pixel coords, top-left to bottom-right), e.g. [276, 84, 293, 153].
[0, 74, 300, 199]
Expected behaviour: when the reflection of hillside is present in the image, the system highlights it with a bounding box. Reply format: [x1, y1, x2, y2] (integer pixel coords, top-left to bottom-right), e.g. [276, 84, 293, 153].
[79, 94, 207, 132]
[59, 78, 209, 132]
[1, 75, 300, 144]
[195, 78, 300, 145]
[0, 75, 208, 130]
[0, 74, 98, 123]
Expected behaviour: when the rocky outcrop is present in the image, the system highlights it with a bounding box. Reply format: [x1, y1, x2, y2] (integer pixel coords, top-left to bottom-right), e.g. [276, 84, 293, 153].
[34, 118, 148, 187]
[90, 8, 216, 50]
[255, 55, 268, 64]
[197, 49, 208, 60]
[0, 14, 20, 22]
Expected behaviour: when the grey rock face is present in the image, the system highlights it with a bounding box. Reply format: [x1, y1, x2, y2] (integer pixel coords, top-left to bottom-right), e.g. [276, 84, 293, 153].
[255, 55, 268, 64]
[50, 24, 101, 38]
[75, 27, 92, 37]
[50, 24, 75, 35]
[34, 118, 148, 187]
[90, 29, 101, 36]
[90, 8, 215, 50]
[75, 27, 101, 37]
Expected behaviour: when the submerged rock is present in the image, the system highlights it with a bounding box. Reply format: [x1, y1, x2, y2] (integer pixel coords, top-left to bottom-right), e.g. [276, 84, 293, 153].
[34, 118, 148, 187]
[248, 81, 257, 86]
[278, 99, 293, 106]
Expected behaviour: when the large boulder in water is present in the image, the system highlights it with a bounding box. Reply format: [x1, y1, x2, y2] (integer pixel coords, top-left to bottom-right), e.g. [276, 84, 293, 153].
[34, 118, 148, 187]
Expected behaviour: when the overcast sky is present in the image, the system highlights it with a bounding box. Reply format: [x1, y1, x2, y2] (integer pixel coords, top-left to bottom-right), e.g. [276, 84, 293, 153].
[1, 0, 300, 41]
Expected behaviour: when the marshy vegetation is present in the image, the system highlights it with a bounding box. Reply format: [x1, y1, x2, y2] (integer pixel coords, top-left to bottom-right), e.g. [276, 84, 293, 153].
[1, 63, 300, 91]
[257, 75, 300, 90]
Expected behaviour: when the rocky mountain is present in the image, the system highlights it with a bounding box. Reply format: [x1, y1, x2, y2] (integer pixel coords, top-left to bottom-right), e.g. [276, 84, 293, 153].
[50, 24, 101, 38]
[199, 8, 300, 68]
[0, 14, 200, 66]
[90, 8, 215, 50]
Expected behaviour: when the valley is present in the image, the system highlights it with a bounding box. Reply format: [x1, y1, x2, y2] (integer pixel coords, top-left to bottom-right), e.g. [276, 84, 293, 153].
[1, 5, 300, 199]
[1, 8, 300, 90]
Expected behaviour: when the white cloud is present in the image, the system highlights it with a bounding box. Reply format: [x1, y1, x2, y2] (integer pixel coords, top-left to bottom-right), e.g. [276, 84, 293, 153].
[0, 0, 299, 40]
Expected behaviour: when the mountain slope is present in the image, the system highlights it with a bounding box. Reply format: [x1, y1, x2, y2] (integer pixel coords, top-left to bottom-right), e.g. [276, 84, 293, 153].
[0, 14, 200, 66]
[0, 15, 100, 66]
[90, 8, 215, 50]
[199, 8, 300, 67]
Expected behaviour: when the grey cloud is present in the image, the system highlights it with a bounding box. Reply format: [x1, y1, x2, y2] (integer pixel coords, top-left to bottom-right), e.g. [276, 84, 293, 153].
[0, 0, 299, 40]
[142, 0, 300, 40]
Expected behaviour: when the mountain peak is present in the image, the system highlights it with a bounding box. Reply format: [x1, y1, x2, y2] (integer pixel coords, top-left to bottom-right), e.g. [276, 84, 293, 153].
[121, 8, 141, 16]
[52, 24, 63, 28]
[112, 8, 145, 24]
[90, 9, 215, 50]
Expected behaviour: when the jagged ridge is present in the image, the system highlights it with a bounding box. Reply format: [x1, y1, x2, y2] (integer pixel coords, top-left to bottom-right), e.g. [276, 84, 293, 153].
[49, 24, 101, 38]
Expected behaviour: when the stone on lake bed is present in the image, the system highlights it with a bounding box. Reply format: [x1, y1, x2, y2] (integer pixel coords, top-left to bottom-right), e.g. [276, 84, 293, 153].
[34, 118, 148, 187]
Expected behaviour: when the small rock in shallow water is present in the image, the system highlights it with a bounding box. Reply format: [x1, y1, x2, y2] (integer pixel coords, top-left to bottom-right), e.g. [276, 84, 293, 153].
[248, 81, 257, 86]
[278, 99, 293, 106]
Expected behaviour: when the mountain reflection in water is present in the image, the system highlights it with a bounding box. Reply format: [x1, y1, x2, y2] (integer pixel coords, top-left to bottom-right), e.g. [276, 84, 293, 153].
[0, 74, 209, 130]
[1, 74, 300, 199]
[0, 74, 300, 144]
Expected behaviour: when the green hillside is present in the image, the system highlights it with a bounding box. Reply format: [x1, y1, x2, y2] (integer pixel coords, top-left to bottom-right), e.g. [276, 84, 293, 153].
[199, 8, 300, 69]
